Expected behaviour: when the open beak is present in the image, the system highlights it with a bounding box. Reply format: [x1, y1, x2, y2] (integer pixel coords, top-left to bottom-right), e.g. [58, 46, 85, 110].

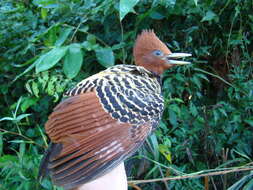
[165, 53, 192, 65]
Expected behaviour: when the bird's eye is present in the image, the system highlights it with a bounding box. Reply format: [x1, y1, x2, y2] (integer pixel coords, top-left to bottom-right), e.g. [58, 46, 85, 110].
[152, 50, 163, 57]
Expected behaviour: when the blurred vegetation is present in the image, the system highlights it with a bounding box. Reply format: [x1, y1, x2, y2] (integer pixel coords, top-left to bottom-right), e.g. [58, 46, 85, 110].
[0, 0, 252, 189]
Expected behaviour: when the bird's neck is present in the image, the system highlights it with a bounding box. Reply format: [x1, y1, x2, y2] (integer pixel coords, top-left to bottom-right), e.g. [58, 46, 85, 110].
[149, 71, 162, 85]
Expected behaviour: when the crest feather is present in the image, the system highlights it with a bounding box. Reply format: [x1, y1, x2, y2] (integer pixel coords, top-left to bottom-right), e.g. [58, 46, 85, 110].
[133, 30, 170, 60]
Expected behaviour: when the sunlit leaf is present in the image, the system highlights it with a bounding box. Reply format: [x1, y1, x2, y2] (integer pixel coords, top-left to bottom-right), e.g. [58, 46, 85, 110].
[33, 0, 59, 8]
[0, 117, 15, 122]
[119, 0, 139, 21]
[32, 81, 39, 97]
[41, 8, 47, 19]
[21, 97, 38, 112]
[0, 155, 18, 166]
[201, 10, 217, 22]
[36, 46, 68, 73]
[15, 114, 32, 122]
[165, 0, 176, 8]
[159, 144, 172, 163]
[63, 44, 83, 79]
[95, 48, 115, 68]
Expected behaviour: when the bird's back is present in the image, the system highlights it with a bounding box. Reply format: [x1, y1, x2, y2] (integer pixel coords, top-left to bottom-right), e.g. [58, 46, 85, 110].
[66, 65, 164, 128]
[39, 65, 164, 189]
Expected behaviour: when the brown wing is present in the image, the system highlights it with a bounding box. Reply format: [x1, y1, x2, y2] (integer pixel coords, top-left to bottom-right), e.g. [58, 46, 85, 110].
[40, 91, 151, 190]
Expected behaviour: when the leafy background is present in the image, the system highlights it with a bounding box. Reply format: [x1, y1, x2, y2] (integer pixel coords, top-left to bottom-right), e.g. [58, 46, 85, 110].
[0, 0, 253, 189]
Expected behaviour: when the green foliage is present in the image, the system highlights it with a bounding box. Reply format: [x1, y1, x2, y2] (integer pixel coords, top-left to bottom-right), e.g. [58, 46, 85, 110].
[63, 44, 83, 79]
[95, 47, 115, 68]
[0, 0, 252, 189]
[119, 0, 139, 21]
[228, 172, 253, 190]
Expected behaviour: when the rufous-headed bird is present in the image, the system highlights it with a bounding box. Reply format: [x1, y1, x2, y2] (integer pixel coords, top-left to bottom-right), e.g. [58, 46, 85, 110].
[38, 30, 191, 189]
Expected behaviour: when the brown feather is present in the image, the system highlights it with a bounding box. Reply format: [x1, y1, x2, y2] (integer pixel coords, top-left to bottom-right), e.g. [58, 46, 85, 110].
[133, 30, 173, 74]
[42, 91, 151, 189]
[133, 30, 171, 59]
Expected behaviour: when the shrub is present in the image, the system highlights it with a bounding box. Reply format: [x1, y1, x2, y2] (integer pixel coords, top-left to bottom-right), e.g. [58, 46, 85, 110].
[0, 0, 252, 189]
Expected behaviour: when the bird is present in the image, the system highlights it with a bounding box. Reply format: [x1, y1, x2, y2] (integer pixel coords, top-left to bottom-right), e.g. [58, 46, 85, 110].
[38, 30, 191, 190]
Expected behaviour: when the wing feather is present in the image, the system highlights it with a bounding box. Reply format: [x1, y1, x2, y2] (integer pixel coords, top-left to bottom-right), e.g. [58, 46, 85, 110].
[40, 91, 151, 189]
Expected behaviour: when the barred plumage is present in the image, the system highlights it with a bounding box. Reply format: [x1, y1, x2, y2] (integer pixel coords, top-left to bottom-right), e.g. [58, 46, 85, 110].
[39, 30, 191, 190]
[65, 65, 164, 129]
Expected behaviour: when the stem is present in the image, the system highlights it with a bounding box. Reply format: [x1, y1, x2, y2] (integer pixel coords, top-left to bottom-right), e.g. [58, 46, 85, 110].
[63, 24, 109, 47]
[119, 18, 126, 64]
[128, 165, 253, 185]
[194, 68, 233, 87]
[0, 128, 45, 148]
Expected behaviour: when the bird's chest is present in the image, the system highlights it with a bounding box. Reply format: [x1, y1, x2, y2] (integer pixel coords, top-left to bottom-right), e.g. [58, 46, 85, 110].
[95, 73, 164, 127]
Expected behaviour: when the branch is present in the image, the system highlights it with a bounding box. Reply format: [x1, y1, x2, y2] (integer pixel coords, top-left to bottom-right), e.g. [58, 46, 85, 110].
[128, 166, 253, 185]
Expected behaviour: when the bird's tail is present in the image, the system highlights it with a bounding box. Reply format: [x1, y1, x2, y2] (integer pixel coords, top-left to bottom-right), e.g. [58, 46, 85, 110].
[38, 143, 62, 181]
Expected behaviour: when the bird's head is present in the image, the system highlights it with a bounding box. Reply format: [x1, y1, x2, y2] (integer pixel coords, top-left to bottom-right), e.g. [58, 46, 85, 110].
[133, 30, 191, 75]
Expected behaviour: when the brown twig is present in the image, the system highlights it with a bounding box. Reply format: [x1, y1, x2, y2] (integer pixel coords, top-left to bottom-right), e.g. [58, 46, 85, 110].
[0, 128, 46, 148]
[204, 176, 209, 190]
[128, 166, 253, 185]
[128, 183, 142, 190]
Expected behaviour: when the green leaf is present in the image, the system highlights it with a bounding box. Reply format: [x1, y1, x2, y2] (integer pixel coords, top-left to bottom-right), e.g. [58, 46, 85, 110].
[33, 0, 59, 8]
[82, 34, 99, 51]
[243, 178, 253, 190]
[87, 34, 96, 44]
[21, 97, 38, 112]
[0, 114, 31, 122]
[193, 0, 198, 6]
[36, 46, 68, 73]
[201, 10, 217, 22]
[44, 25, 59, 46]
[41, 8, 47, 19]
[32, 81, 39, 97]
[63, 44, 83, 79]
[0, 155, 18, 167]
[19, 143, 26, 158]
[149, 11, 165, 20]
[12, 56, 39, 82]
[0, 117, 15, 122]
[245, 119, 253, 126]
[159, 144, 172, 163]
[165, 0, 176, 8]
[55, 27, 73, 46]
[149, 134, 159, 160]
[95, 48, 115, 68]
[192, 75, 202, 89]
[112, 42, 126, 50]
[232, 149, 251, 161]
[228, 173, 253, 190]
[190, 103, 198, 116]
[169, 110, 177, 126]
[15, 114, 32, 122]
[119, 0, 139, 21]
[10, 140, 26, 143]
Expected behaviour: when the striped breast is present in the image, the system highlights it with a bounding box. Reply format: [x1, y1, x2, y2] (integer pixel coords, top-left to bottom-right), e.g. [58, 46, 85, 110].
[65, 65, 164, 129]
